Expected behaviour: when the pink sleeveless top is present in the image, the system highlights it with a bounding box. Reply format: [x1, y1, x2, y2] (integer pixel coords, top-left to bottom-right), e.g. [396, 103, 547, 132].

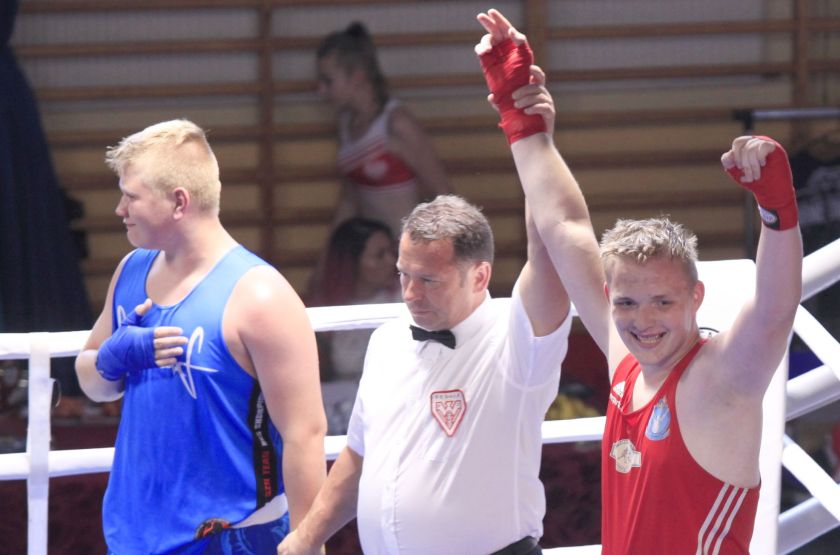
[338, 99, 415, 190]
[337, 99, 419, 235]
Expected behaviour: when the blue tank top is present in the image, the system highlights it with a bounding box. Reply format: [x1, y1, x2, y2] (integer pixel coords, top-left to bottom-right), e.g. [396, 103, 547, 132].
[103, 246, 286, 554]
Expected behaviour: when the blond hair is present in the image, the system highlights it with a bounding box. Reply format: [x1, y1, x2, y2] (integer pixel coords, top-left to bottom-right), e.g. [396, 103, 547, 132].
[105, 119, 221, 216]
[600, 217, 698, 283]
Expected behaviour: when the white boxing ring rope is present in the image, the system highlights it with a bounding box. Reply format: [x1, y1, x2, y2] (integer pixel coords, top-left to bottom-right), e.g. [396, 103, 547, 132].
[1, 239, 839, 555]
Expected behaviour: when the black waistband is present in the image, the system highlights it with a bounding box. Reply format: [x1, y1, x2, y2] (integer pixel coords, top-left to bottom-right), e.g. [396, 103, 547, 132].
[489, 536, 540, 555]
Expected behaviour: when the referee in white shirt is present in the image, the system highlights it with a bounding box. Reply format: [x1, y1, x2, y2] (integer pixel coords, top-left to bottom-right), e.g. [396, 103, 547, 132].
[278, 192, 571, 555]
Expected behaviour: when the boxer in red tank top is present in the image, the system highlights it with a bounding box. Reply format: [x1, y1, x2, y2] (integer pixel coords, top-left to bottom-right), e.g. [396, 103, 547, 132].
[474, 9, 803, 553]
[602, 342, 759, 553]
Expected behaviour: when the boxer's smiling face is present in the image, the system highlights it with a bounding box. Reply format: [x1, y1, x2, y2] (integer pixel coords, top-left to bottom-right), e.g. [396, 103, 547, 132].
[607, 255, 704, 376]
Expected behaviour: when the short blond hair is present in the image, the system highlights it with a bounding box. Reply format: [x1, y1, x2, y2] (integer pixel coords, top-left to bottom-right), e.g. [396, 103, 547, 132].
[600, 217, 699, 283]
[105, 119, 221, 216]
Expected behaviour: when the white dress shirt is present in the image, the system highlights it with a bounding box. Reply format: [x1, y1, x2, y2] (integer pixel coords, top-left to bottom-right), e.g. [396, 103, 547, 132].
[347, 285, 571, 554]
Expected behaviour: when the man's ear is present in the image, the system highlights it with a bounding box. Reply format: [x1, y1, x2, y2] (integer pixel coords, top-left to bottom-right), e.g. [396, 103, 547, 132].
[473, 261, 492, 292]
[172, 187, 189, 219]
[693, 280, 705, 311]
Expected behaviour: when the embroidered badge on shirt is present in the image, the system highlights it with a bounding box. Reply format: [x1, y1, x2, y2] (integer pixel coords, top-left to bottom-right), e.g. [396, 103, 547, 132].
[610, 439, 642, 473]
[645, 397, 671, 441]
[430, 389, 467, 437]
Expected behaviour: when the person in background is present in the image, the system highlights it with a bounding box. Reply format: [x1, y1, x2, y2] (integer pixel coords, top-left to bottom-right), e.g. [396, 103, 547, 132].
[74, 119, 326, 554]
[307, 217, 400, 434]
[316, 21, 451, 238]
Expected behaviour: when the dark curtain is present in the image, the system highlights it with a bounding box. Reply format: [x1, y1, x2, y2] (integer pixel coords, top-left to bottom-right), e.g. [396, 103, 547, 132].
[1, 1, 92, 394]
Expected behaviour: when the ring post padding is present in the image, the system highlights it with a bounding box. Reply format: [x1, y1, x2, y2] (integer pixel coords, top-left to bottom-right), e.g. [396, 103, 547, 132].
[26, 332, 52, 555]
[751, 352, 787, 555]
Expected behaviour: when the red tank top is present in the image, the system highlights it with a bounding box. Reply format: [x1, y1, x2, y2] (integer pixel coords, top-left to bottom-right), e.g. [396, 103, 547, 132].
[601, 341, 759, 554]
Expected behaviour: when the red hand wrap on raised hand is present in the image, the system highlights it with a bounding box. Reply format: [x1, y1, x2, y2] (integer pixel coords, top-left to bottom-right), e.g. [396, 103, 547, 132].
[479, 38, 546, 144]
[725, 136, 799, 231]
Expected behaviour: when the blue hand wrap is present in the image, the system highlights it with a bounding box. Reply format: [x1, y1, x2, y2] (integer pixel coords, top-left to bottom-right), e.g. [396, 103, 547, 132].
[96, 309, 157, 381]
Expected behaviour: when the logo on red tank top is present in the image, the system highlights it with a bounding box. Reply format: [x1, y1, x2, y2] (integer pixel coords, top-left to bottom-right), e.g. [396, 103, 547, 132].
[430, 389, 467, 437]
[645, 397, 671, 441]
[610, 439, 641, 473]
[609, 380, 626, 409]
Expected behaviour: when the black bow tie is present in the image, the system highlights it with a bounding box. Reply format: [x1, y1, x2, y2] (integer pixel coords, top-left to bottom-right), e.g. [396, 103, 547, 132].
[410, 325, 456, 349]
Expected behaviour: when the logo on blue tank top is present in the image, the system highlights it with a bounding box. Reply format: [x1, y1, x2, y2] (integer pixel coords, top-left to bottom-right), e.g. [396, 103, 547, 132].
[645, 397, 671, 441]
[116, 305, 128, 326]
[172, 326, 219, 399]
[118, 304, 221, 400]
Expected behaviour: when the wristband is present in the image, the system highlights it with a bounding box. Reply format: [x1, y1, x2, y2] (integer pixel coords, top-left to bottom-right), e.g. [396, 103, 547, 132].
[478, 38, 546, 144]
[725, 136, 798, 230]
[96, 309, 157, 381]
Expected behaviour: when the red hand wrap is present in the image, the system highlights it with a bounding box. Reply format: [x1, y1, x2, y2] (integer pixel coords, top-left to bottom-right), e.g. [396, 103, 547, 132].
[725, 136, 799, 231]
[478, 39, 546, 144]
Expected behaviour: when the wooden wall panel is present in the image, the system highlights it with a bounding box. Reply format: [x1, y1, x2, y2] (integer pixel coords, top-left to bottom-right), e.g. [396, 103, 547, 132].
[9, 0, 840, 310]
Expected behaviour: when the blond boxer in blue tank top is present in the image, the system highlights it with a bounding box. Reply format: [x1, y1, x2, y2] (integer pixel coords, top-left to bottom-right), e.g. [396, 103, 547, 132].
[75, 120, 326, 554]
